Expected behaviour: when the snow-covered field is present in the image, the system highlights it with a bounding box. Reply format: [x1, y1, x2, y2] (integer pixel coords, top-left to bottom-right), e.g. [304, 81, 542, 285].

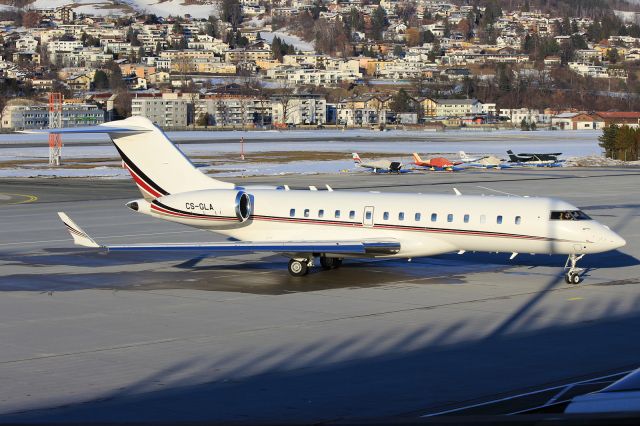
[259, 31, 315, 51]
[0, 129, 616, 178]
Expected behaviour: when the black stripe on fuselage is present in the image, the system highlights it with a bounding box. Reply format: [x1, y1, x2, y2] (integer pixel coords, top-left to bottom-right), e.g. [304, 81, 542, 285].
[114, 145, 169, 196]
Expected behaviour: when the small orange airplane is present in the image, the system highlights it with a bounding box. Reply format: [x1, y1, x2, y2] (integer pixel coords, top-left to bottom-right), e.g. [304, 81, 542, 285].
[412, 153, 463, 171]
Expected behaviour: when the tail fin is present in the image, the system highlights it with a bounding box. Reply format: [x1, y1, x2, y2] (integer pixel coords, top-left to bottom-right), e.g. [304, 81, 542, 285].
[58, 212, 100, 248]
[459, 151, 468, 160]
[506, 150, 519, 162]
[412, 152, 422, 164]
[36, 117, 234, 199]
[352, 152, 361, 164]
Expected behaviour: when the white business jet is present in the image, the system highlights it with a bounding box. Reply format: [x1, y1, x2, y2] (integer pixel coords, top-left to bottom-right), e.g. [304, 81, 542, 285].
[43, 117, 625, 282]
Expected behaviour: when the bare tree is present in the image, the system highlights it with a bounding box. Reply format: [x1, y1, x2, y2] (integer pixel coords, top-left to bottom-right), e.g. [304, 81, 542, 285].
[174, 55, 198, 128]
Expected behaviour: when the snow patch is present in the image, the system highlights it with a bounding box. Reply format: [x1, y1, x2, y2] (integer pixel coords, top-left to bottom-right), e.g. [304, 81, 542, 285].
[28, 1, 218, 18]
[260, 31, 315, 51]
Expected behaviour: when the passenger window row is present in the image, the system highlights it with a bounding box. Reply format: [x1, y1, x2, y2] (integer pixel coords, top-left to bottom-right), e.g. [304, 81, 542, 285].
[288, 209, 522, 225]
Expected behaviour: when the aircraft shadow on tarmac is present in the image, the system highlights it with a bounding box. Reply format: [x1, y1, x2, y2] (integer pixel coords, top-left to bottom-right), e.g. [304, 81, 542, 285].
[2, 275, 640, 424]
[0, 248, 636, 295]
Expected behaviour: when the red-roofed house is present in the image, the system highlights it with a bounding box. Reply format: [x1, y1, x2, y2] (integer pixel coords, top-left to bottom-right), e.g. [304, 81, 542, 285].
[595, 112, 640, 128]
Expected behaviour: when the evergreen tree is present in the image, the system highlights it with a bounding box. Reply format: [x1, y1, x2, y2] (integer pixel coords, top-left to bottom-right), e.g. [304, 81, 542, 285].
[599, 124, 618, 158]
[371, 6, 387, 42]
[390, 89, 414, 113]
[93, 70, 109, 90]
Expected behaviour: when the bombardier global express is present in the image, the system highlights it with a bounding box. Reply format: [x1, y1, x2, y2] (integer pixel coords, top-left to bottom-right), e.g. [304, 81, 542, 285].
[39, 117, 625, 282]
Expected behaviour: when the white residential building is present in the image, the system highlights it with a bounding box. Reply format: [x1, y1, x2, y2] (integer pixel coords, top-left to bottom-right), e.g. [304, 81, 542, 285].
[1, 103, 104, 130]
[271, 94, 326, 125]
[500, 108, 551, 124]
[195, 96, 272, 127]
[131, 94, 190, 128]
[435, 99, 483, 117]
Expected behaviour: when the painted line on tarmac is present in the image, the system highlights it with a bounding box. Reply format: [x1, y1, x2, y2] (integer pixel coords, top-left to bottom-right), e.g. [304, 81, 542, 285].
[421, 369, 634, 417]
[0, 193, 38, 205]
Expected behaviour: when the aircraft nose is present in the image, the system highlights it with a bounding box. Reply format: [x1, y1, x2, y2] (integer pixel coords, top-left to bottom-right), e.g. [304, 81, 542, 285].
[610, 233, 626, 250]
[604, 229, 626, 250]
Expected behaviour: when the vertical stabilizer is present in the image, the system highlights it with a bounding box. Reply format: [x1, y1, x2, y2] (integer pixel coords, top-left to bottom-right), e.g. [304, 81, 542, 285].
[506, 150, 519, 162]
[34, 117, 235, 199]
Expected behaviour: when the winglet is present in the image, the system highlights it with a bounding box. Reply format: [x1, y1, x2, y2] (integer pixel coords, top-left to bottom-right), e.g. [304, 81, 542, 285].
[57, 212, 100, 248]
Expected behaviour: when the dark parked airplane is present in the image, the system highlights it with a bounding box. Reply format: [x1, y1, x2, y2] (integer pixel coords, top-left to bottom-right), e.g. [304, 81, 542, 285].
[506, 150, 562, 164]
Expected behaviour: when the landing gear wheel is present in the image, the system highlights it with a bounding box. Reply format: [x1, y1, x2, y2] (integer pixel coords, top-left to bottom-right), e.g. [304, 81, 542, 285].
[288, 259, 309, 277]
[320, 257, 343, 270]
[564, 254, 585, 284]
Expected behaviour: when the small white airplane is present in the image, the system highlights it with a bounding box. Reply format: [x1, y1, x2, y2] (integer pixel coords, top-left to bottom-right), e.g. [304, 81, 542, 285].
[352, 152, 403, 173]
[458, 151, 486, 163]
[459, 151, 507, 169]
[41, 117, 625, 282]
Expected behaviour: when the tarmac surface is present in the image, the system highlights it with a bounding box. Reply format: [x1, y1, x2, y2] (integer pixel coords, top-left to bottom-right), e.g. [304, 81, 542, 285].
[0, 167, 639, 423]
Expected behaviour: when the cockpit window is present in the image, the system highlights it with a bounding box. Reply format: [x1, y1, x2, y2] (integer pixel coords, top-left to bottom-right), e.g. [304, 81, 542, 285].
[550, 210, 591, 221]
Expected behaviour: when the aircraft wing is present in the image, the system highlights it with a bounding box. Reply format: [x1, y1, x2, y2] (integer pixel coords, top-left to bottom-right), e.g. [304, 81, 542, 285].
[58, 213, 400, 256]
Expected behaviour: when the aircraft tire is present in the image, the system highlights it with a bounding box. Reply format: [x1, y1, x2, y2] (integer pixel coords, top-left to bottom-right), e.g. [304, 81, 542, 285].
[288, 259, 309, 276]
[566, 272, 581, 284]
[320, 257, 343, 270]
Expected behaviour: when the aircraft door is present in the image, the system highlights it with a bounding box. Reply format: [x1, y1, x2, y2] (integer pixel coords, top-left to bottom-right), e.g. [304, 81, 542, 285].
[363, 206, 374, 227]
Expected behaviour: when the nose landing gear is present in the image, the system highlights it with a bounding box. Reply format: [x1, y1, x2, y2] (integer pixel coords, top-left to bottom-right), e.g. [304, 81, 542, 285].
[564, 254, 585, 284]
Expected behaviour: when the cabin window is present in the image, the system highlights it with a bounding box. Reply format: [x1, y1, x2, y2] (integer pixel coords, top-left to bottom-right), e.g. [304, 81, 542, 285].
[335, 210, 340, 218]
[464, 214, 470, 223]
[415, 213, 421, 221]
[349, 210, 355, 219]
[365, 211, 372, 220]
[304, 209, 310, 218]
[398, 212, 405, 221]
[497, 215, 503, 224]
[549, 210, 591, 221]
[515, 216, 521, 225]
[290, 208, 295, 217]
[447, 214, 453, 223]
[318, 209, 324, 218]
[431, 213, 437, 222]
[480, 215, 486, 224]
[383, 212, 389, 220]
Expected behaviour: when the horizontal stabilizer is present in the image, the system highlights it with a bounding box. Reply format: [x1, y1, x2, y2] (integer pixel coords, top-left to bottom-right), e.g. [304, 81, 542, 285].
[58, 212, 101, 248]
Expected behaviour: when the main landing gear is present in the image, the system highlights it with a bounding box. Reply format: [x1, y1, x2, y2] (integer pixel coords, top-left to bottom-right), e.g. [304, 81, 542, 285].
[564, 253, 585, 284]
[287, 256, 343, 276]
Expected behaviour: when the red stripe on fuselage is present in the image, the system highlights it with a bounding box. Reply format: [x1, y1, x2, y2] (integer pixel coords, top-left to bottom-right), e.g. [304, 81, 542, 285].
[124, 164, 162, 198]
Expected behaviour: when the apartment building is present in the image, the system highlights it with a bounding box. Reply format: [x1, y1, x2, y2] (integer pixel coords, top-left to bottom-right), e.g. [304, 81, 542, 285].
[0, 103, 104, 130]
[224, 48, 273, 64]
[271, 94, 326, 125]
[131, 93, 191, 128]
[266, 66, 362, 86]
[500, 108, 552, 124]
[195, 95, 272, 127]
[434, 99, 483, 117]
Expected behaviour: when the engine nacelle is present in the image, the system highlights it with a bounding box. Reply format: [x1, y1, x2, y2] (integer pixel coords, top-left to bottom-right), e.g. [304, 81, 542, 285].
[128, 189, 252, 229]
